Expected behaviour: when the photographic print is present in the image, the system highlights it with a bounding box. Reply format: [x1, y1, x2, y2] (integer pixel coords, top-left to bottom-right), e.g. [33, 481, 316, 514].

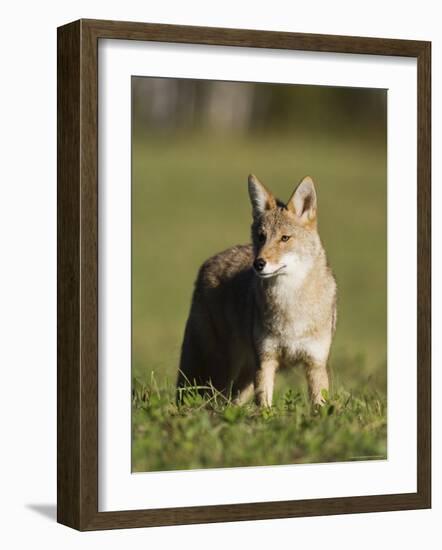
[58, 19, 431, 529]
[131, 76, 387, 473]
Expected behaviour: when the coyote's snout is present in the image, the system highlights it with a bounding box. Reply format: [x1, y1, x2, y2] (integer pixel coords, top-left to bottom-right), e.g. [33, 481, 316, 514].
[177, 174, 337, 407]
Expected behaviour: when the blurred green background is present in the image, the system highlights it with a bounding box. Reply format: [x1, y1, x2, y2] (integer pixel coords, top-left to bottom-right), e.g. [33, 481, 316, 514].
[132, 77, 387, 398]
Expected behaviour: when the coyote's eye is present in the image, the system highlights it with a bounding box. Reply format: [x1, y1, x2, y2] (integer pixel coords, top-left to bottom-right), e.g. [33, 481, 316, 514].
[258, 232, 266, 243]
[281, 235, 290, 242]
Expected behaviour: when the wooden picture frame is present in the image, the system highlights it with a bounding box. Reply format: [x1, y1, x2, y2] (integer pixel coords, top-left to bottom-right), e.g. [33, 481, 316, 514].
[57, 18, 431, 531]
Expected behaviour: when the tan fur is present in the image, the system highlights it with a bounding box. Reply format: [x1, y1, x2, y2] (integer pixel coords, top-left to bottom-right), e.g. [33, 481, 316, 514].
[177, 174, 337, 407]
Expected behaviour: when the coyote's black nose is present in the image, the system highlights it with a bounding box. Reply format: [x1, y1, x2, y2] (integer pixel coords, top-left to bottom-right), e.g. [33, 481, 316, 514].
[254, 258, 266, 272]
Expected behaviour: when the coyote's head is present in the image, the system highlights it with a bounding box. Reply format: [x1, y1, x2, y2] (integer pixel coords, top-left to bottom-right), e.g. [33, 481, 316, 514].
[248, 174, 323, 280]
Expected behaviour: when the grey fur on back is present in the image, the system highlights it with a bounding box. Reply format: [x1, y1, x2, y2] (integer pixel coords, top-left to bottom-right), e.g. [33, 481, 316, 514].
[177, 244, 257, 396]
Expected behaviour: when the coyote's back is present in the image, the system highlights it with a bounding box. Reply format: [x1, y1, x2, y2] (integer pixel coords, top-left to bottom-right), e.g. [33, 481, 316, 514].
[177, 244, 257, 396]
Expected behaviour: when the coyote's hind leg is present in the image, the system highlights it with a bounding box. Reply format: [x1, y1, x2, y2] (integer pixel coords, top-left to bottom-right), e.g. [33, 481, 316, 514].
[233, 382, 255, 405]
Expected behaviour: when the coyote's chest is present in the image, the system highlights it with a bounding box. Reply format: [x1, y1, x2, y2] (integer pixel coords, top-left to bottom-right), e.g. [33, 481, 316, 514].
[258, 278, 326, 363]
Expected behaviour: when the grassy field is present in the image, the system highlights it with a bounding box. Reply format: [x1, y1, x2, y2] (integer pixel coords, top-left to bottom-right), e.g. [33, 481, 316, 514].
[131, 130, 387, 472]
[132, 378, 386, 471]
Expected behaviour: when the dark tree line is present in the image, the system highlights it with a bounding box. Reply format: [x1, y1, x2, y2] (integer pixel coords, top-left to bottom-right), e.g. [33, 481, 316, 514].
[132, 77, 386, 135]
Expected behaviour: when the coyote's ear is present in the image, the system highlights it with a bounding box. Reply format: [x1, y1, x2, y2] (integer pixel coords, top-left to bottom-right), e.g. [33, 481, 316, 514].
[287, 176, 317, 225]
[248, 174, 276, 217]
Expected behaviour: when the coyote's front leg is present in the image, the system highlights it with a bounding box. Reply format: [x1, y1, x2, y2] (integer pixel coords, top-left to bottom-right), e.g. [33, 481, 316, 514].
[305, 361, 329, 406]
[254, 358, 278, 408]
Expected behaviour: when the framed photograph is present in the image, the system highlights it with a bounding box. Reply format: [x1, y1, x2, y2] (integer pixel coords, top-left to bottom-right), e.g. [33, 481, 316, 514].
[57, 19, 431, 530]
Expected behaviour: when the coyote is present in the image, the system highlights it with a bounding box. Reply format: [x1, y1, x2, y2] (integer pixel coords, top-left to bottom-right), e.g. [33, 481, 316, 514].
[177, 174, 337, 407]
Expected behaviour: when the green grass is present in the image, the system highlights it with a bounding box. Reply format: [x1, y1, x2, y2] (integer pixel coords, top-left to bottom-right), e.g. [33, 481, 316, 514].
[132, 376, 387, 472]
[131, 129, 387, 471]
